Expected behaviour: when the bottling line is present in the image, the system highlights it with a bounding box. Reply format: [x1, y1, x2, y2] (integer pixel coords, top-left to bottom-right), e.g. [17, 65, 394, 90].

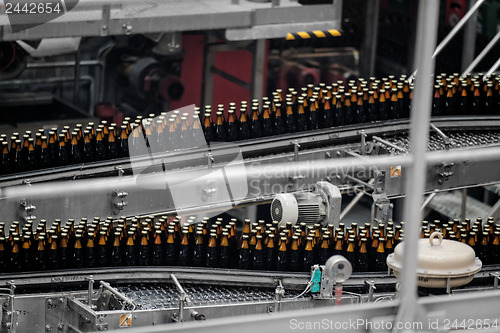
[0, 0, 500, 332]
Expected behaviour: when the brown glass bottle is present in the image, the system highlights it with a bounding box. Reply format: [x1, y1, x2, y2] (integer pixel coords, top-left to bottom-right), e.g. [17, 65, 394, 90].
[34, 235, 46, 271]
[206, 232, 218, 268]
[111, 231, 123, 267]
[276, 236, 289, 271]
[124, 231, 136, 266]
[252, 234, 265, 270]
[47, 235, 60, 270]
[357, 237, 369, 272]
[374, 237, 386, 271]
[302, 236, 315, 272]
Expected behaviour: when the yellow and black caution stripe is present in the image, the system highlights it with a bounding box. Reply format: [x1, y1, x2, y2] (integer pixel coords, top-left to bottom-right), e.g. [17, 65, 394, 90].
[286, 29, 342, 40]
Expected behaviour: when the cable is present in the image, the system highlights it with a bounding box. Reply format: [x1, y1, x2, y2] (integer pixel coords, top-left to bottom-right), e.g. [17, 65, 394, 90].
[285, 266, 319, 299]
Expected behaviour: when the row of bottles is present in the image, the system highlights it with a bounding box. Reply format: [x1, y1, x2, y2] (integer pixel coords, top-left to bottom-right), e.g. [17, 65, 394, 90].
[0, 120, 130, 174]
[0, 215, 401, 273]
[0, 215, 498, 274]
[1, 73, 498, 176]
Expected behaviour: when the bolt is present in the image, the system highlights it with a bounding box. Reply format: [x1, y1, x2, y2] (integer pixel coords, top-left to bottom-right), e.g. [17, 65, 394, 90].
[57, 324, 64, 330]
[46, 324, 52, 331]
[85, 318, 91, 324]
[47, 299, 53, 306]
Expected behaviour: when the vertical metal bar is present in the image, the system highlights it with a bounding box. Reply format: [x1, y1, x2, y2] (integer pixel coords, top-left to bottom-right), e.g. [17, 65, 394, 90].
[397, 0, 440, 329]
[361, 0, 380, 76]
[461, 0, 478, 72]
[463, 30, 500, 75]
[251, 39, 266, 101]
[461, 188, 468, 221]
[201, 34, 216, 109]
[73, 45, 81, 106]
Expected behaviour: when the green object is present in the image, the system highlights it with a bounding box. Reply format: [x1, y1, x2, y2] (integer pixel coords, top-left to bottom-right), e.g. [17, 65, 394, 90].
[310, 268, 322, 293]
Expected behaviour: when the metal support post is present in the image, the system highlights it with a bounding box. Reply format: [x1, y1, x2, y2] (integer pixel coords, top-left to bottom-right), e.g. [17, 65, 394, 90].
[73, 45, 81, 106]
[251, 39, 266, 101]
[361, 0, 380, 77]
[461, 0, 478, 72]
[396, 0, 440, 331]
[461, 188, 468, 221]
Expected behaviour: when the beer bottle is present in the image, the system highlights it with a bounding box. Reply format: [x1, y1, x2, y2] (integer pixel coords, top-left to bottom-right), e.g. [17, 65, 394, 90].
[217, 231, 230, 268]
[203, 112, 215, 144]
[0, 141, 12, 174]
[322, 96, 333, 128]
[491, 231, 500, 265]
[357, 237, 369, 272]
[178, 230, 192, 266]
[85, 232, 96, 268]
[0, 237, 6, 271]
[124, 231, 136, 266]
[20, 235, 31, 271]
[389, 88, 399, 119]
[297, 98, 308, 131]
[238, 108, 250, 140]
[261, 103, 273, 137]
[302, 236, 315, 272]
[206, 232, 218, 268]
[356, 92, 367, 123]
[284, 101, 296, 133]
[214, 111, 226, 142]
[82, 130, 94, 162]
[485, 84, 495, 115]
[111, 231, 123, 267]
[94, 129, 106, 161]
[318, 234, 330, 265]
[332, 235, 343, 256]
[368, 236, 378, 271]
[250, 106, 262, 139]
[252, 234, 265, 270]
[34, 235, 46, 271]
[374, 237, 386, 271]
[26, 138, 36, 170]
[95, 231, 107, 267]
[308, 99, 319, 130]
[118, 125, 129, 157]
[59, 232, 70, 269]
[237, 234, 250, 269]
[47, 132, 58, 165]
[138, 230, 150, 266]
[107, 127, 118, 159]
[226, 109, 239, 142]
[276, 236, 289, 271]
[289, 235, 301, 271]
[13, 140, 24, 172]
[69, 132, 82, 164]
[478, 232, 490, 265]
[193, 230, 205, 267]
[344, 237, 356, 266]
[378, 90, 389, 120]
[9, 237, 22, 272]
[47, 235, 59, 270]
[273, 103, 284, 135]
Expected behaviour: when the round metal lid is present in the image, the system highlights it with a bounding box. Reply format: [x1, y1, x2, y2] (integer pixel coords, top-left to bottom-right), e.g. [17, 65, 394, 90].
[387, 232, 482, 277]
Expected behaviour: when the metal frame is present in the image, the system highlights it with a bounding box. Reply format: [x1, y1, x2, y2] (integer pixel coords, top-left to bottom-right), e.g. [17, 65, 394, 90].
[0, 0, 342, 42]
